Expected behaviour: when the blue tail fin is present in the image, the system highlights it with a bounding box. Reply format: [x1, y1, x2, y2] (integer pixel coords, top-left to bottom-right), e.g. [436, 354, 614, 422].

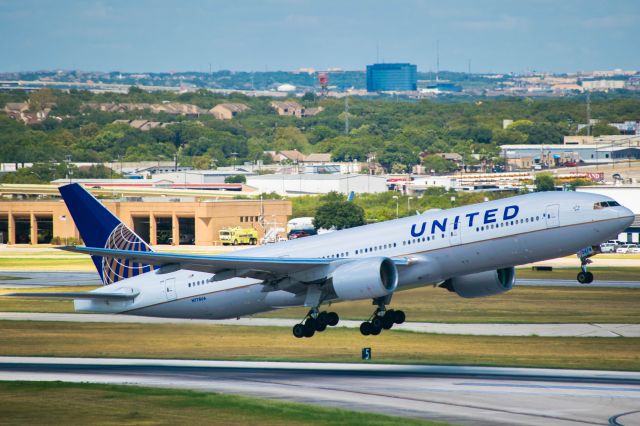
[59, 183, 156, 285]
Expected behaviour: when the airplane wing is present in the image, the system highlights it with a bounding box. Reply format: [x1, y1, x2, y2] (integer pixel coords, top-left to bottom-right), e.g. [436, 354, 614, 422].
[3, 291, 139, 300]
[59, 246, 410, 279]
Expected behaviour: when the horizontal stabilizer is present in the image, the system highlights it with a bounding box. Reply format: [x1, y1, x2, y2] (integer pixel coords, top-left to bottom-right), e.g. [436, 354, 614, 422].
[3, 291, 139, 301]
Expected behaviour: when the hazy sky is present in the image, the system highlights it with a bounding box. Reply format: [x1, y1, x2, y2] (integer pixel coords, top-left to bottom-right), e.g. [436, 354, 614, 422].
[1, 0, 639, 73]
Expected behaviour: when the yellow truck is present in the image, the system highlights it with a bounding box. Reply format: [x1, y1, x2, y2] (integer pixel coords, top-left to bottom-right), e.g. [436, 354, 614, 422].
[219, 227, 258, 246]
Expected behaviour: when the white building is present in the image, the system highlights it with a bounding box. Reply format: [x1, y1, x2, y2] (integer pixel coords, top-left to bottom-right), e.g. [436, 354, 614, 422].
[246, 174, 388, 195]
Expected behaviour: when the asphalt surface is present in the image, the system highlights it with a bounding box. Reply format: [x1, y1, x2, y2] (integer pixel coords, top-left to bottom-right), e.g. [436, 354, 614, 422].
[1, 270, 639, 289]
[0, 357, 639, 426]
[1, 312, 639, 337]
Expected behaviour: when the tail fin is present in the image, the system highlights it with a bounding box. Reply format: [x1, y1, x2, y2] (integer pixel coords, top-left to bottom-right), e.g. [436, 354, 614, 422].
[59, 183, 156, 285]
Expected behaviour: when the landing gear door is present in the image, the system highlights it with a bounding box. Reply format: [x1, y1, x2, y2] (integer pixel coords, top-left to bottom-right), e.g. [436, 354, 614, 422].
[545, 204, 560, 228]
[163, 277, 177, 301]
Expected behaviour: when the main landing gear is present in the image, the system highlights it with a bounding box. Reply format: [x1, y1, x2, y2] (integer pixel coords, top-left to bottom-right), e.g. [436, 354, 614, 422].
[360, 297, 405, 336]
[292, 309, 339, 338]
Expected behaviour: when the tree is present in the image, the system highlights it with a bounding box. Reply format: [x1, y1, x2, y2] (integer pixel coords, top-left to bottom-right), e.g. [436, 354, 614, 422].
[313, 200, 365, 230]
[534, 173, 556, 192]
[421, 155, 458, 174]
[28, 88, 55, 112]
[192, 154, 212, 170]
[225, 174, 247, 184]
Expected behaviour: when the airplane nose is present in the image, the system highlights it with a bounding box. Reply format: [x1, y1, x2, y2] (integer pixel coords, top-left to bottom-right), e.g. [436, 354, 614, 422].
[619, 206, 635, 225]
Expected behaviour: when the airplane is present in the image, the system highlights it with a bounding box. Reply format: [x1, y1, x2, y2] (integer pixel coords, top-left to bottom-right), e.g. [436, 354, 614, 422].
[8, 183, 634, 338]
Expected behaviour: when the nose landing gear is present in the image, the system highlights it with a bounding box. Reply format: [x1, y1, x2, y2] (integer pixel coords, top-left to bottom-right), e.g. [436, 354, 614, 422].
[576, 246, 597, 284]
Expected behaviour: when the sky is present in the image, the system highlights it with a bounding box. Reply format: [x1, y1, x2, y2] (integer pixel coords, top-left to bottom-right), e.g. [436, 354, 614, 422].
[1, 0, 639, 74]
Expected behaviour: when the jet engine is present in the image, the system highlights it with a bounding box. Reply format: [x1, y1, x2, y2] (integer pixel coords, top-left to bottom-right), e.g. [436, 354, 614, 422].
[441, 267, 515, 298]
[330, 257, 398, 300]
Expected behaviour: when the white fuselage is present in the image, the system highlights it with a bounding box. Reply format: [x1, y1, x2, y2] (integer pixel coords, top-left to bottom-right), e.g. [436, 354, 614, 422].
[76, 191, 633, 319]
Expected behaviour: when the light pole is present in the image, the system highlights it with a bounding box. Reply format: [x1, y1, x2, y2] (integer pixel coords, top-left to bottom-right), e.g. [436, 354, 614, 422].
[392, 195, 399, 219]
[407, 196, 414, 213]
[65, 155, 72, 184]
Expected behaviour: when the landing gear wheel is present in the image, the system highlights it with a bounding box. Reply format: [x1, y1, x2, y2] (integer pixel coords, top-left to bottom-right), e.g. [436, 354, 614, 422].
[577, 271, 588, 284]
[292, 323, 305, 338]
[370, 324, 382, 335]
[394, 310, 406, 324]
[315, 312, 328, 331]
[326, 312, 339, 326]
[360, 321, 372, 336]
[303, 320, 316, 338]
[585, 271, 594, 283]
[382, 311, 395, 330]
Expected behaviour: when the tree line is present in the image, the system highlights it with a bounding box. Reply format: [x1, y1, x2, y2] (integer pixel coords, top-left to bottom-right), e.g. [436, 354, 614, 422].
[1, 88, 638, 180]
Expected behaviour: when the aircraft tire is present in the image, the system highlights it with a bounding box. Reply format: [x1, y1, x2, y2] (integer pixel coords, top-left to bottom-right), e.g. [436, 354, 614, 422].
[382, 310, 395, 329]
[394, 310, 406, 324]
[370, 324, 382, 335]
[577, 271, 588, 284]
[303, 323, 315, 338]
[326, 312, 339, 326]
[585, 271, 594, 283]
[360, 322, 372, 336]
[315, 316, 327, 332]
[292, 324, 305, 338]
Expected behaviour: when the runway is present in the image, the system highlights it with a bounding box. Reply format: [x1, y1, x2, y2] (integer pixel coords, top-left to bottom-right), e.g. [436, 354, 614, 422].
[1, 270, 639, 289]
[0, 357, 639, 426]
[1, 312, 639, 337]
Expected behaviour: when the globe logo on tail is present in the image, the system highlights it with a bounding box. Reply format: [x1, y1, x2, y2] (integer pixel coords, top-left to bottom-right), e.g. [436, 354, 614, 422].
[101, 223, 154, 285]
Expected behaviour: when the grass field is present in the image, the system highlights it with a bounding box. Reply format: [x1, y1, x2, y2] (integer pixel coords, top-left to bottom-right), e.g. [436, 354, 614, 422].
[517, 266, 640, 281]
[0, 381, 442, 426]
[0, 286, 98, 313]
[0, 256, 94, 271]
[259, 285, 640, 324]
[1, 320, 639, 371]
[1, 285, 639, 324]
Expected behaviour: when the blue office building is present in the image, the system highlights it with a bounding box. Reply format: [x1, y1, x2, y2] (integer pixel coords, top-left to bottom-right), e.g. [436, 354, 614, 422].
[366, 63, 417, 92]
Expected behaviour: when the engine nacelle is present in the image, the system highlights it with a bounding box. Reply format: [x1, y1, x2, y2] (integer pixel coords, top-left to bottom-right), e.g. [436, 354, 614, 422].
[442, 267, 515, 298]
[330, 257, 398, 301]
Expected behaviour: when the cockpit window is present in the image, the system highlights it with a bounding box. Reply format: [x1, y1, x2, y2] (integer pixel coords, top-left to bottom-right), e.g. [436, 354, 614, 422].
[594, 201, 620, 209]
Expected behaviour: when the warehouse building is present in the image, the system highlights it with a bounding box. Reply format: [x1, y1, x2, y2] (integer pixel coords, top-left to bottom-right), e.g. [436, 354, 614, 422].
[0, 198, 291, 246]
[246, 174, 388, 195]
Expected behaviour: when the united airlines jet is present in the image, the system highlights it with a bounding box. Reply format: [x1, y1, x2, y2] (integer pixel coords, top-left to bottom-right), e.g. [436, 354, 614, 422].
[10, 184, 634, 338]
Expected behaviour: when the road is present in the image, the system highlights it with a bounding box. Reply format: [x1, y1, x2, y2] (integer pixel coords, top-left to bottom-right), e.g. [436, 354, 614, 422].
[1, 312, 639, 337]
[0, 357, 638, 426]
[1, 270, 638, 289]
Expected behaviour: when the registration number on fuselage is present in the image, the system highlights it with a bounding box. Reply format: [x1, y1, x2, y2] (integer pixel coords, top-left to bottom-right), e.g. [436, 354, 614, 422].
[191, 296, 207, 303]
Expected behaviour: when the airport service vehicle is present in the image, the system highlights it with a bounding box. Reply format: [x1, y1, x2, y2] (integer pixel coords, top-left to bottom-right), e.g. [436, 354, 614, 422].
[616, 244, 638, 254]
[219, 227, 258, 246]
[8, 184, 633, 338]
